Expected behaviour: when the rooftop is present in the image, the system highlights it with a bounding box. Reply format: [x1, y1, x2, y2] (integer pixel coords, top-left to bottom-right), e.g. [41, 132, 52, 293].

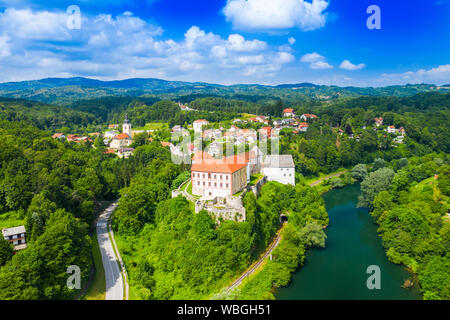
[2, 226, 26, 237]
[191, 152, 248, 173]
[114, 133, 131, 140]
[263, 155, 295, 168]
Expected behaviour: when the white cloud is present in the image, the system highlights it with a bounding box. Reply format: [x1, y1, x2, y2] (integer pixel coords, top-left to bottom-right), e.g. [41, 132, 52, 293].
[223, 0, 329, 31]
[300, 52, 333, 69]
[288, 37, 296, 45]
[277, 51, 295, 64]
[379, 64, 450, 85]
[0, 8, 295, 83]
[340, 60, 365, 70]
[300, 52, 323, 63]
[0, 34, 11, 58]
[236, 55, 265, 64]
[227, 34, 267, 51]
[310, 61, 333, 69]
[0, 8, 70, 40]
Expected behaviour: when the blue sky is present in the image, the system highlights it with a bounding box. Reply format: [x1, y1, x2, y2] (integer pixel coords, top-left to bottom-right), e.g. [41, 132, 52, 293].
[0, 0, 448, 86]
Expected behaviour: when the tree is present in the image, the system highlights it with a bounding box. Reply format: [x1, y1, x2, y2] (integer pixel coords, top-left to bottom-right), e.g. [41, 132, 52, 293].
[438, 165, 450, 196]
[351, 164, 368, 181]
[298, 222, 327, 248]
[358, 167, 395, 209]
[372, 158, 387, 171]
[0, 237, 13, 267]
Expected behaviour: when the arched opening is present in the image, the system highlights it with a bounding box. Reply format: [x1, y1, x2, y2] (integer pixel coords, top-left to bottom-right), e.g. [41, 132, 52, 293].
[280, 214, 288, 223]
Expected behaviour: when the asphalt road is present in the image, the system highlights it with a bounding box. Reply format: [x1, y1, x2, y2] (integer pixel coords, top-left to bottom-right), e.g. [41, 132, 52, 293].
[96, 201, 124, 300]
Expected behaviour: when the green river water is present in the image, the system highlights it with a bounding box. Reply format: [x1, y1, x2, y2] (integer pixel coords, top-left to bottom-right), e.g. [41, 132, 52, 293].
[276, 183, 422, 300]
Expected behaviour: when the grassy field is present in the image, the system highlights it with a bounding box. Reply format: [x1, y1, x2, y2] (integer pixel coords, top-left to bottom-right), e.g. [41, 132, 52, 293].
[114, 234, 141, 300]
[137, 122, 168, 130]
[300, 168, 347, 186]
[82, 234, 106, 300]
[249, 173, 263, 186]
[0, 211, 25, 230]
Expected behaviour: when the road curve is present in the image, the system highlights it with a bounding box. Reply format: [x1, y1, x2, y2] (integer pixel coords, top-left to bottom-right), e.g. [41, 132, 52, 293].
[96, 201, 124, 300]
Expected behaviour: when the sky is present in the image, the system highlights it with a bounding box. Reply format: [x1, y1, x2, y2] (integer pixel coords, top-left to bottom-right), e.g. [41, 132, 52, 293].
[0, 0, 449, 86]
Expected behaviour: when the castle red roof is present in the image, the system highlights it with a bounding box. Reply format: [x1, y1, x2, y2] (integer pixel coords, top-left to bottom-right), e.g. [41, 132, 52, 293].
[114, 133, 131, 140]
[191, 152, 248, 174]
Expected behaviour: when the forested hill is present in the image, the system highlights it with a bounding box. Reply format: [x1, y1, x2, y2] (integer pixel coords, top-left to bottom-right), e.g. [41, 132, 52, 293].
[0, 98, 96, 130]
[0, 76, 449, 105]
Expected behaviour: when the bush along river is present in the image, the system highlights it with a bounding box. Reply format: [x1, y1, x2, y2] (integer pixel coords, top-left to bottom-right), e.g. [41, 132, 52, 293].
[276, 183, 422, 300]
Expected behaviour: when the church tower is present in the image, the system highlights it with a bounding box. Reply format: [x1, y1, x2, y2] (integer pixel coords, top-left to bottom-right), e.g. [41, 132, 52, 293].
[123, 114, 132, 137]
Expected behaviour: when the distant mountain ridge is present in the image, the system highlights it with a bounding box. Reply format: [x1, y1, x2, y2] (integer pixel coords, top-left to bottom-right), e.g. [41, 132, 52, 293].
[0, 77, 447, 105]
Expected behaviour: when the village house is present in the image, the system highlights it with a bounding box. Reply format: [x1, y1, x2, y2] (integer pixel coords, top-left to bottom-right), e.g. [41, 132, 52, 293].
[298, 122, 309, 132]
[2, 226, 27, 251]
[52, 133, 65, 139]
[283, 108, 295, 118]
[258, 126, 273, 139]
[191, 152, 249, 198]
[110, 133, 132, 149]
[109, 115, 133, 149]
[262, 155, 296, 186]
[387, 126, 397, 134]
[117, 148, 134, 159]
[108, 124, 119, 129]
[104, 130, 120, 140]
[300, 114, 318, 121]
[66, 134, 79, 142]
[193, 119, 209, 133]
[207, 141, 223, 157]
[273, 120, 282, 128]
[172, 125, 182, 132]
[104, 149, 116, 155]
[374, 117, 384, 127]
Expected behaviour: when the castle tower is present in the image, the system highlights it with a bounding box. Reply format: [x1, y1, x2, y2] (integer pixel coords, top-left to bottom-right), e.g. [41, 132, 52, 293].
[123, 114, 132, 137]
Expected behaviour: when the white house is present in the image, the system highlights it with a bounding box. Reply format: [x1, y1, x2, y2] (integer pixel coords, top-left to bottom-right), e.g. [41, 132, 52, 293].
[193, 119, 209, 133]
[117, 148, 134, 158]
[283, 108, 295, 118]
[2, 226, 27, 250]
[104, 130, 120, 139]
[387, 126, 397, 134]
[110, 133, 132, 149]
[298, 122, 309, 132]
[300, 114, 318, 121]
[262, 155, 295, 186]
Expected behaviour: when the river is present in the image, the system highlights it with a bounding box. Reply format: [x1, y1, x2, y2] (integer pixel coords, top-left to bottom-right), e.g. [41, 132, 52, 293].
[276, 183, 422, 300]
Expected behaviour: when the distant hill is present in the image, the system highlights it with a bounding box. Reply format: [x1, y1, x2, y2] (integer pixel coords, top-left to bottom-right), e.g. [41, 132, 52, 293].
[274, 83, 319, 88]
[0, 77, 448, 105]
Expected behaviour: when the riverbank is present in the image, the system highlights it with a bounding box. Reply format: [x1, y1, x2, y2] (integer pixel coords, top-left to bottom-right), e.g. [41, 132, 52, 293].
[276, 183, 422, 300]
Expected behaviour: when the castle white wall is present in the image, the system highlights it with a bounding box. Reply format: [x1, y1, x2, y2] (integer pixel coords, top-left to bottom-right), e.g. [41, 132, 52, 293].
[263, 167, 295, 186]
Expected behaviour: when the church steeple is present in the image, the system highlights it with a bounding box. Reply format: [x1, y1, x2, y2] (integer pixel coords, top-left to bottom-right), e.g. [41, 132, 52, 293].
[123, 114, 132, 136]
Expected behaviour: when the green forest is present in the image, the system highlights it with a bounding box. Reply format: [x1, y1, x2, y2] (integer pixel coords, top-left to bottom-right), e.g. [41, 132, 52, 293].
[0, 88, 448, 300]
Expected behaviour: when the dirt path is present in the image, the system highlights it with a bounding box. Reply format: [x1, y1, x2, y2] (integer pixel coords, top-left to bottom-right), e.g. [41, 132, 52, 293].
[308, 171, 347, 186]
[228, 224, 285, 290]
